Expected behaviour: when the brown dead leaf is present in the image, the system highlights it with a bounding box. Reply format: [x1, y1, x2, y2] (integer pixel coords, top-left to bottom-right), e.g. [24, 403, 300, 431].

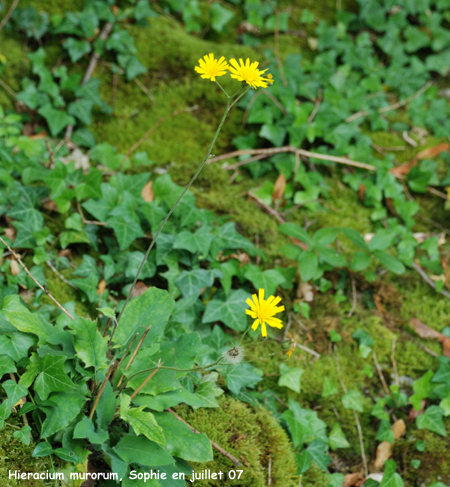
[29, 132, 47, 140]
[4, 227, 16, 242]
[408, 400, 426, 420]
[416, 143, 449, 160]
[141, 180, 154, 202]
[42, 199, 59, 212]
[391, 419, 406, 440]
[297, 282, 314, 302]
[289, 237, 309, 251]
[131, 281, 149, 298]
[410, 317, 442, 340]
[374, 441, 392, 470]
[272, 173, 286, 204]
[10, 258, 20, 276]
[58, 249, 73, 259]
[229, 251, 251, 266]
[97, 279, 106, 295]
[358, 183, 366, 201]
[389, 161, 416, 176]
[344, 472, 364, 487]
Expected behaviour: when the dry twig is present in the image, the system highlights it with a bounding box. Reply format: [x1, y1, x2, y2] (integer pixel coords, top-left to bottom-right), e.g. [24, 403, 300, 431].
[412, 262, 450, 299]
[247, 191, 286, 224]
[46, 260, 78, 289]
[0, 236, 74, 320]
[308, 88, 323, 124]
[372, 351, 390, 395]
[0, 0, 20, 33]
[391, 339, 399, 386]
[347, 278, 357, 318]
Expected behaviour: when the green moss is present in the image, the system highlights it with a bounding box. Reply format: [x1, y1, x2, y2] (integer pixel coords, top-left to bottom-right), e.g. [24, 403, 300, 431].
[176, 395, 298, 487]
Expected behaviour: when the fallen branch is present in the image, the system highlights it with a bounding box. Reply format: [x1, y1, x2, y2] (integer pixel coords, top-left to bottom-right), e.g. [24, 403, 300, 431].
[166, 407, 243, 467]
[0, 236, 74, 320]
[118, 105, 199, 170]
[46, 260, 78, 290]
[345, 81, 433, 123]
[210, 146, 447, 200]
[412, 261, 450, 300]
[308, 88, 323, 124]
[247, 191, 286, 224]
[0, 0, 20, 33]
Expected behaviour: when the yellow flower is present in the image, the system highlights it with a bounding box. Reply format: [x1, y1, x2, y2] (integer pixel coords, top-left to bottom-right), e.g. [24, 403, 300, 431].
[246, 289, 284, 337]
[228, 58, 274, 89]
[194, 53, 229, 81]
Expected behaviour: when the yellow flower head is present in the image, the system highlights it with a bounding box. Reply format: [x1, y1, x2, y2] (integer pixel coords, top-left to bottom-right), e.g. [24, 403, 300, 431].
[246, 289, 284, 337]
[194, 53, 229, 82]
[228, 58, 274, 89]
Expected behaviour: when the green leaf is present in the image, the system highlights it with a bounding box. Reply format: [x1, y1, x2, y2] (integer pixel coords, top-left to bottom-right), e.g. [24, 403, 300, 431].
[3, 380, 27, 405]
[377, 420, 395, 444]
[175, 269, 215, 298]
[279, 223, 314, 245]
[410, 370, 434, 410]
[40, 390, 85, 438]
[210, 2, 234, 32]
[0, 333, 37, 362]
[342, 390, 364, 412]
[243, 265, 286, 297]
[121, 402, 166, 446]
[68, 98, 94, 125]
[329, 422, 350, 450]
[282, 400, 327, 448]
[108, 216, 144, 250]
[340, 227, 370, 251]
[60, 230, 91, 248]
[173, 226, 214, 255]
[307, 439, 331, 469]
[0, 354, 17, 377]
[154, 412, 213, 462]
[278, 363, 304, 393]
[426, 50, 450, 75]
[63, 37, 91, 61]
[416, 406, 447, 437]
[2, 305, 54, 344]
[97, 307, 116, 319]
[114, 436, 174, 467]
[298, 250, 318, 282]
[115, 287, 174, 349]
[380, 460, 404, 487]
[73, 416, 108, 444]
[203, 289, 250, 332]
[14, 425, 31, 445]
[225, 362, 262, 394]
[70, 274, 99, 302]
[433, 357, 450, 383]
[32, 442, 53, 457]
[37, 103, 76, 137]
[322, 376, 338, 398]
[68, 317, 108, 370]
[20, 355, 75, 401]
[350, 251, 371, 271]
[373, 250, 405, 274]
[316, 245, 347, 267]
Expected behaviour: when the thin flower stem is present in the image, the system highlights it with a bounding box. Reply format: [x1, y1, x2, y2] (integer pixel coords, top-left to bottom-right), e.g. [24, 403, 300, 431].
[229, 87, 251, 110]
[89, 362, 115, 420]
[215, 80, 230, 98]
[117, 98, 232, 324]
[130, 367, 161, 400]
[111, 332, 139, 383]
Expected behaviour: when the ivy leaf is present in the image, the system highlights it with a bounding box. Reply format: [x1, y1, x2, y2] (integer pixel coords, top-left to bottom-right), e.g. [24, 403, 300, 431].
[20, 355, 75, 401]
[380, 460, 404, 487]
[125, 251, 156, 280]
[40, 390, 85, 438]
[173, 226, 214, 256]
[68, 98, 94, 125]
[115, 287, 174, 349]
[410, 370, 434, 410]
[416, 406, 447, 437]
[278, 363, 304, 393]
[32, 443, 53, 458]
[2, 305, 54, 344]
[37, 103, 76, 137]
[329, 422, 350, 450]
[210, 2, 234, 32]
[70, 274, 100, 303]
[68, 317, 108, 370]
[225, 362, 262, 395]
[14, 425, 32, 445]
[154, 412, 213, 462]
[433, 357, 450, 384]
[202, 289, 250, 332]
[307, 439, 331, 470]
[342, 390, 364, 412]
[114, 436, 174, 467]
[0, 333, 37, 362]
[73, 416, 108, 444]
[107, 216, 144, 250]
[175, 269, 216, 299]
[63, 37, 91, 62]
[377, 420, 395, 444]
[0, 354, 17, 377]
[2, 380, 27, 406]
[282, 400, 327, 448]
[322, 376, 338, 398]
[243, 265, 286, 297]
